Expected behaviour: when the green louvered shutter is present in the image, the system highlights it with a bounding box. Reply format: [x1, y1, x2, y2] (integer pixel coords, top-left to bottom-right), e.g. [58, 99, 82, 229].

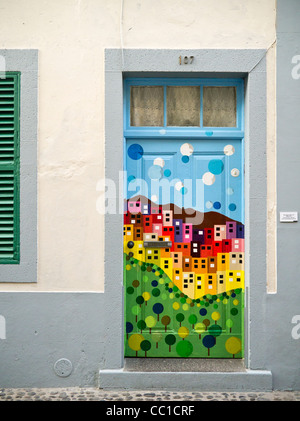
[0, 72, 20, 263]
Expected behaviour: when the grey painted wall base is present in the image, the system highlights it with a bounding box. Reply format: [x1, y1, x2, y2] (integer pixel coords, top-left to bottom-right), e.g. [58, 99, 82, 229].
[98, 368, 273, 392]
[1, 2, 300, 392]
[0, 292, 107, 388]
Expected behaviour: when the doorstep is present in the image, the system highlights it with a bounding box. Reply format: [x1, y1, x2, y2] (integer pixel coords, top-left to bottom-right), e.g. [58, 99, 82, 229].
[99, 359, 272, 391]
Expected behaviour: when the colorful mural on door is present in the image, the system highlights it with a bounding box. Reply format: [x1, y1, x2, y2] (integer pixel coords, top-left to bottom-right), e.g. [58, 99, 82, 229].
[124, 140, 244, 358]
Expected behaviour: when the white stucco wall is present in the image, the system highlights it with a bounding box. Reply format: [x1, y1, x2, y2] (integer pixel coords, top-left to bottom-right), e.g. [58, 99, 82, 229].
[0, 0, 276, 291]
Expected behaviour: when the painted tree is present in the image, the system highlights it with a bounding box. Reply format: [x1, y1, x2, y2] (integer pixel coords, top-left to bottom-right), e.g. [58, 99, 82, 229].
[230, 308, 239, 317]
[161, 315, 171, 332]
[128, 334, 144, 357]
[202, 334, 216, 357]
[203, 318, 210, 331]
[153, 303, 164, 321]
[211, 311, 221, 325]
[208, 324, 222, 344]
[165, 334, 176, 352]
[140, 340, 151, 357]
[194, 322, 206, 339]
[126, 322, 133, 339]
[146, 264, 153, 273]
[226, 318, 234, 333]
[178, 326, 189, 341]
[142, 291, 151, 306]
[188, 314, 198, 329]
[152, 287, 160, 297]
[127, 286, 134, 295]
[199, 308, 207, 317]
[176, 340, 193, 357]
[173, 285, 179, 294]
[145, 315, 156, 334]
[132, 279, 140, 289]
[131, 305, 140, 322]
[136, 295, 145, 308]
[225, 337, 242, 358]
[152, 332, 163, 349]
[176, 313, 185, 327]
[137, 319, 146, 334]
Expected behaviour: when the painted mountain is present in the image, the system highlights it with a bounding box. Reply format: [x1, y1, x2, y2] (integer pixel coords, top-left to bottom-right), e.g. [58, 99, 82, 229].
[125, 195, 242, 228]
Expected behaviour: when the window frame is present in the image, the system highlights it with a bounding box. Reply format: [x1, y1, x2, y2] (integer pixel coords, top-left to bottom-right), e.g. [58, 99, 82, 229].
[124, 77, 244, 139]
[0, 49, 38, 283]
[0, 71, 20, 264]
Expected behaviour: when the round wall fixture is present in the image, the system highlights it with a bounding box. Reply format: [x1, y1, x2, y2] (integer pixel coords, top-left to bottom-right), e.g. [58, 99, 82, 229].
[53, 358, 73, 377]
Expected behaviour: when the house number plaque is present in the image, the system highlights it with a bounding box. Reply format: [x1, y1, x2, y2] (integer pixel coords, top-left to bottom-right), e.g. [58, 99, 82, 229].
[179, 55, 194, 65]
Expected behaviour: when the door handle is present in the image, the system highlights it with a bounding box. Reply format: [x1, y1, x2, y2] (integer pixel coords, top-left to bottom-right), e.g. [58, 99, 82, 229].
[143, 241, 172, 248]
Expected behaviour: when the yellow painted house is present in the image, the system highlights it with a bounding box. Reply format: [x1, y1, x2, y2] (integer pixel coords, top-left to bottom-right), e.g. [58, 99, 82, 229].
[124, 234, 245, 299]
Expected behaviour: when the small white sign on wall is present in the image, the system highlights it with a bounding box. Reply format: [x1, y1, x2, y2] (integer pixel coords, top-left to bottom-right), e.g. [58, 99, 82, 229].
[280, 211, 298, 222]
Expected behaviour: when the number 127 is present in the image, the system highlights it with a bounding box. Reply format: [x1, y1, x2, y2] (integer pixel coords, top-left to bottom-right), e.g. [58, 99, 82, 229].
[179, 55, 194, 65]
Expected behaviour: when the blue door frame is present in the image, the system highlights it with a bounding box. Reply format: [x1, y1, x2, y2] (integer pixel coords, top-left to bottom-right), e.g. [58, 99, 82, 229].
[123, 77, 245, 358]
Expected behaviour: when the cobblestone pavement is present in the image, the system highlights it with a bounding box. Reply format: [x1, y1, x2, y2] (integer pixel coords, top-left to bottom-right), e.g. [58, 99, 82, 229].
[0, 387, 300, 401]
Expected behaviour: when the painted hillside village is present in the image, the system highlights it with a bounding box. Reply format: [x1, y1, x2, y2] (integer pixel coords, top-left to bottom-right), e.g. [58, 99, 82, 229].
[123, 195, 245, 358]
[124, 195, 245, 300]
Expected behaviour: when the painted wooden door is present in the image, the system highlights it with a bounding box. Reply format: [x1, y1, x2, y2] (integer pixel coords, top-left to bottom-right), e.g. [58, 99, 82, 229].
[124, 137, 244, 358]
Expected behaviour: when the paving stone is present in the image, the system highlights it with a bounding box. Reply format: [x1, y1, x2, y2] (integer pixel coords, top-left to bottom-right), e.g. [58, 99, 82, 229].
[0, 387, 299, 401]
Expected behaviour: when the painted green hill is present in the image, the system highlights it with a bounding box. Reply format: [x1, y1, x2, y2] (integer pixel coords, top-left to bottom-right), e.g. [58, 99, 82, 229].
[124, 253, 244, 358]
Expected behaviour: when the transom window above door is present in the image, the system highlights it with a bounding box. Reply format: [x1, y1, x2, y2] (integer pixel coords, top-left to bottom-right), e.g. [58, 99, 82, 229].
[124, 78, 244, 137]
